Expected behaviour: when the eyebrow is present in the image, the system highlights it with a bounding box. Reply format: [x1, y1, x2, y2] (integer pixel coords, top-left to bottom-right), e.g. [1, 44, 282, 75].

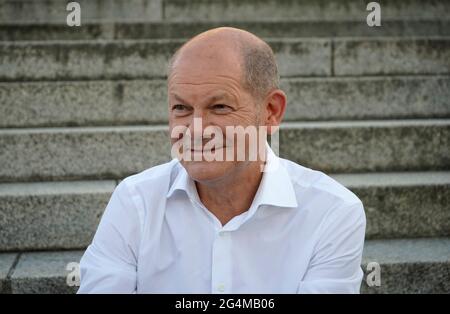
[170, 93, 229, 106]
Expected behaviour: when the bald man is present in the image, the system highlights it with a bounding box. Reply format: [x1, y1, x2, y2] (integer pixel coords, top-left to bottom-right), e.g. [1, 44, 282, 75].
[78, 28, 366, 294]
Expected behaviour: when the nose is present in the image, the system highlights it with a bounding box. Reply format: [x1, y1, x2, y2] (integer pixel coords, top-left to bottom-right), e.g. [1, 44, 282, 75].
[186, 110, 211, 149]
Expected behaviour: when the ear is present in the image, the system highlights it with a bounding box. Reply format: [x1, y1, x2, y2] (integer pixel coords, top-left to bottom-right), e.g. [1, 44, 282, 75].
[264, 89, 287, 135]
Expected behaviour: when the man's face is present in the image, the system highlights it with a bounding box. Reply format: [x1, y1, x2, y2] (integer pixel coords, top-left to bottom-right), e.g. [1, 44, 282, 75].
[168, 45, 264, 184]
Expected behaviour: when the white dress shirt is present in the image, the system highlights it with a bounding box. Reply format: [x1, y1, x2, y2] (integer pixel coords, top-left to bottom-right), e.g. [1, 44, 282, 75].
[78, 145, 366, 294]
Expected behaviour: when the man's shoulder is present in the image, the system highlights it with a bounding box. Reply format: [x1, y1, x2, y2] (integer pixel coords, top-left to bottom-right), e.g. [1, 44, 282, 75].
[280, 157, 362, 207]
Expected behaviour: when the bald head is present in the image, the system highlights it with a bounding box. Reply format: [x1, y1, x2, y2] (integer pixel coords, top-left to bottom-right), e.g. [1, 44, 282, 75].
[168, 27, 279, 102]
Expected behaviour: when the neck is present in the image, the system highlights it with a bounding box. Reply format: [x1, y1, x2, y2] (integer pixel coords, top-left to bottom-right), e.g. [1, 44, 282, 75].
[195, 160, 265, 226]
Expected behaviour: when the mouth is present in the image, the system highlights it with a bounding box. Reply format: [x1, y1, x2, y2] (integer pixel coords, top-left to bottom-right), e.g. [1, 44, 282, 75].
[190, 147, 223, 152]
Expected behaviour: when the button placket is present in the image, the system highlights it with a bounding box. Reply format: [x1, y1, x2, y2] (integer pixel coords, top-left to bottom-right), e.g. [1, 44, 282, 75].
[211, 231, 232, 294]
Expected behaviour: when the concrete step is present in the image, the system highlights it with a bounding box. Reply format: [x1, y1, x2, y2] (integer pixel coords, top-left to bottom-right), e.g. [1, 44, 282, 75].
[0, 120, 448, 182]
[0, 172, 448, 251]
[1, 76, 449, 128]
[332, 172, 450, 240]
[0, 180, 115, 251]
[2, 0, 449, 24]
[1, 237, 448, 293]
[1, 250, 83, 294]
[0, 253, 16, 293]
[334, 37, 450, 76]
[164, 0, 450, 22]
[1, 37, 449, 81]
[0, 0, 163, 24]
[3, 20, 450, 41]
[361, 238, 450, 294]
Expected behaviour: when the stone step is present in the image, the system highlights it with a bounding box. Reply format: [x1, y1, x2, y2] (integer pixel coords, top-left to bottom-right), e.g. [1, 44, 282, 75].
[1, 0, 449, 24]
[0, 120, 448, 182]
[361, 238, 450, 294]
[0, 172, 448, 251]
[1, 76, 449, 128]
[0, 253, 16, 293]
[0, 180, 115, 251]
[334, 37, 450, 76]
[1, 250, 83, 294]
[164, 0, 450, 22]
[332, 172, 450, 240]
[3, 20, 450, 41]
[1, 237, 448, 293]
[0, 0, 163, 24]
[1, 37, 449, 81]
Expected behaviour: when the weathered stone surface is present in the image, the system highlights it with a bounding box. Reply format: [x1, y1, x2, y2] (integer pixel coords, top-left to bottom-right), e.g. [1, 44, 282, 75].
[333, 172, 450, 239]
[0, 253, 17, 293]
[0, 125, 171, 182]
[164, 0, 450, 21]
[0, 0, 162, 23]
[361, 238, 450, 294]
[279, 120, 450, 173]
[0, 180, 115, 251]
[0, 80, 169, 127]
[10, 251, 83, 294]
[1, 0, 448, 25]
[281, 76, 450, 121]
[2, 76, 448, 127]
[0, 120, 448, 182]
[334, 38, 450, 75]
[0, 39, 330, 81]
[3, 20, 450, 41]
[0, 40, 181, 81]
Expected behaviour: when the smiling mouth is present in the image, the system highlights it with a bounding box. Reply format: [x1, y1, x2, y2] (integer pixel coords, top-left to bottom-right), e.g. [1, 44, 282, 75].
[190, 146, 226, 153]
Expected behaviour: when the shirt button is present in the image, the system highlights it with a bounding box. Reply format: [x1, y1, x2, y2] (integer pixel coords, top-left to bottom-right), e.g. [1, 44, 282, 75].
[219, 231, 228, 237]
[217, 284, 225, 292]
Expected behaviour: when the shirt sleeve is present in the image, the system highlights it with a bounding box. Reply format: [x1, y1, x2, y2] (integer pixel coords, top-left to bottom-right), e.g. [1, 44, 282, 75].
[297, 201, 367, 294]
[77, 180, 141, 293]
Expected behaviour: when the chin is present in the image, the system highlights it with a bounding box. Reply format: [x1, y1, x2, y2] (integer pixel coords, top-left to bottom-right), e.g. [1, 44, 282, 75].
[181, 160, 234, 183]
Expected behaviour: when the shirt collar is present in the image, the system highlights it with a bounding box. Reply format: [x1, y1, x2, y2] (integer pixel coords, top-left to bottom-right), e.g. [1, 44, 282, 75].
[166, 143, 298, 209]
[166, 161, 197, 200]
[252, 144, 298, 209]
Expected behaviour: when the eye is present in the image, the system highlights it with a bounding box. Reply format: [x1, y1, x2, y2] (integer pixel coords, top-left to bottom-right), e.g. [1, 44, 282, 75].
[172, 104, 187, 111]
[211, 104, 232, 113]
[171, 104, 192, 117]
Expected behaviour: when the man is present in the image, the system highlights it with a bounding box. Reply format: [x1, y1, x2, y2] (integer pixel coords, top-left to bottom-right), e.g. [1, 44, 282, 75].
[78, 27, 366, 294]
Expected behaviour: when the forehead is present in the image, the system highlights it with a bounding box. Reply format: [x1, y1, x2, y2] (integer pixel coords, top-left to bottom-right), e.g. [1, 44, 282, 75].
[168, 65, 245, 102]
[169, 42, 244, 82]
[168, 80, 240, 107]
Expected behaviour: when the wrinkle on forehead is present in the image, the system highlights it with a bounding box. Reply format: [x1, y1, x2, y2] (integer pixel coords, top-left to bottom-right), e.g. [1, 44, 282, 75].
[169, 72, 244, 98]
[169, 74, 242, 87]
[169, 83, 242, 107]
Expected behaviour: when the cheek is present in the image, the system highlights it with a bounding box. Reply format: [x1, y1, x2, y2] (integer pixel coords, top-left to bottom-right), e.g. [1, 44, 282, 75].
[168, 122, 187, 145]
